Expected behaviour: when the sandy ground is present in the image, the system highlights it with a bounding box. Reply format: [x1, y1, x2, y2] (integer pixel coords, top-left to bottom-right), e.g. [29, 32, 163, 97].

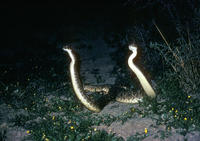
[1, 24, 200, 141]
[72, 34, 200, 140]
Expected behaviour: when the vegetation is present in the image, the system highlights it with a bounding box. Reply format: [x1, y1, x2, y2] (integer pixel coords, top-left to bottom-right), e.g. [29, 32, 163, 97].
[0, 1, 200, 140]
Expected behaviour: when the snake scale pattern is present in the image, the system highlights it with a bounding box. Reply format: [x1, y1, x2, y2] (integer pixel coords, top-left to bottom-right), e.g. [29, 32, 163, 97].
[63, 44, 156, 112]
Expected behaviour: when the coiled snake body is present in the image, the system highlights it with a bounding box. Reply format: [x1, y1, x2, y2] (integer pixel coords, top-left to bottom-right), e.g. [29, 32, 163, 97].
[63, 45, 156, 112]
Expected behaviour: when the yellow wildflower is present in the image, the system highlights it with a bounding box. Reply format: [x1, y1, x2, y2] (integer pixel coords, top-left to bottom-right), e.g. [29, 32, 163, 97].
[26, 130, 30, 134]
[52, 116, 55, 120]
[188, 96, 191, 99]
[144, 128, 148, 134]
[171, 107, 174, 111]
[131, 107, 135, 112]
[70, 126, 74, 130]
[175, 110, 178, 113]
[184, 117, 187, 121]
[45, 138, 49, 141]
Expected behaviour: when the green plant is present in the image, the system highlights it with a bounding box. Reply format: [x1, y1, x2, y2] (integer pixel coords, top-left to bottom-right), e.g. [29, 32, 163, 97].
[150, 20, 200, 97]
[146, 16, 200, 132]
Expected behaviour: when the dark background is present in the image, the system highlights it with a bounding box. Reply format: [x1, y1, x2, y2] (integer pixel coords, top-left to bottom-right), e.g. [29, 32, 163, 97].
[0, 1, 197, 63]
[0, 2, 125, 63]
[0, 1, 198, 83]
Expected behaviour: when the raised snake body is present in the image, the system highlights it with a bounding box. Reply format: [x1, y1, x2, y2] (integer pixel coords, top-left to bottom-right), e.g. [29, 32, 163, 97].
[128, 45, 155, 98]
[63, 47, 101, 112]
[63, 45, 156, 112]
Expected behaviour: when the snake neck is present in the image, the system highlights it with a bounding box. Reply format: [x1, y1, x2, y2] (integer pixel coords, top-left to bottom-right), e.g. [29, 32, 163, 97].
[128, 51, 156, 98]
[63, 47, 101, 112]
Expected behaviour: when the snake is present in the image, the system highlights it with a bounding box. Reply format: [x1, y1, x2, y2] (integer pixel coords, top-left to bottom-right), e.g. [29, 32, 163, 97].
[63, 44, 156, 112]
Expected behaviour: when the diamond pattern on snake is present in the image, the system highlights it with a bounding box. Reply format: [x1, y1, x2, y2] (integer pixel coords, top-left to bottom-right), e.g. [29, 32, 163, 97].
[63, 44, 156, 112]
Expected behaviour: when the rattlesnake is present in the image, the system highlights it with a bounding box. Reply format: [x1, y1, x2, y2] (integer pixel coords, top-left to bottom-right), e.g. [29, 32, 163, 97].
[63, 44, 156, 112]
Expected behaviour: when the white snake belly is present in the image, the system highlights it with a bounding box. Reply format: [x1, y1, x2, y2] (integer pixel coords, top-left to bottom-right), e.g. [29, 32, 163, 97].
[63, 44, 155, 112]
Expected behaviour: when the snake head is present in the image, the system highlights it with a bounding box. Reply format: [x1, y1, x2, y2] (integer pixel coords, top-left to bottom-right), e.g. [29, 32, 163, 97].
[128, 44, 137, 53]
[63, 45, 72, 53]
[63, 45, 76, 61]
